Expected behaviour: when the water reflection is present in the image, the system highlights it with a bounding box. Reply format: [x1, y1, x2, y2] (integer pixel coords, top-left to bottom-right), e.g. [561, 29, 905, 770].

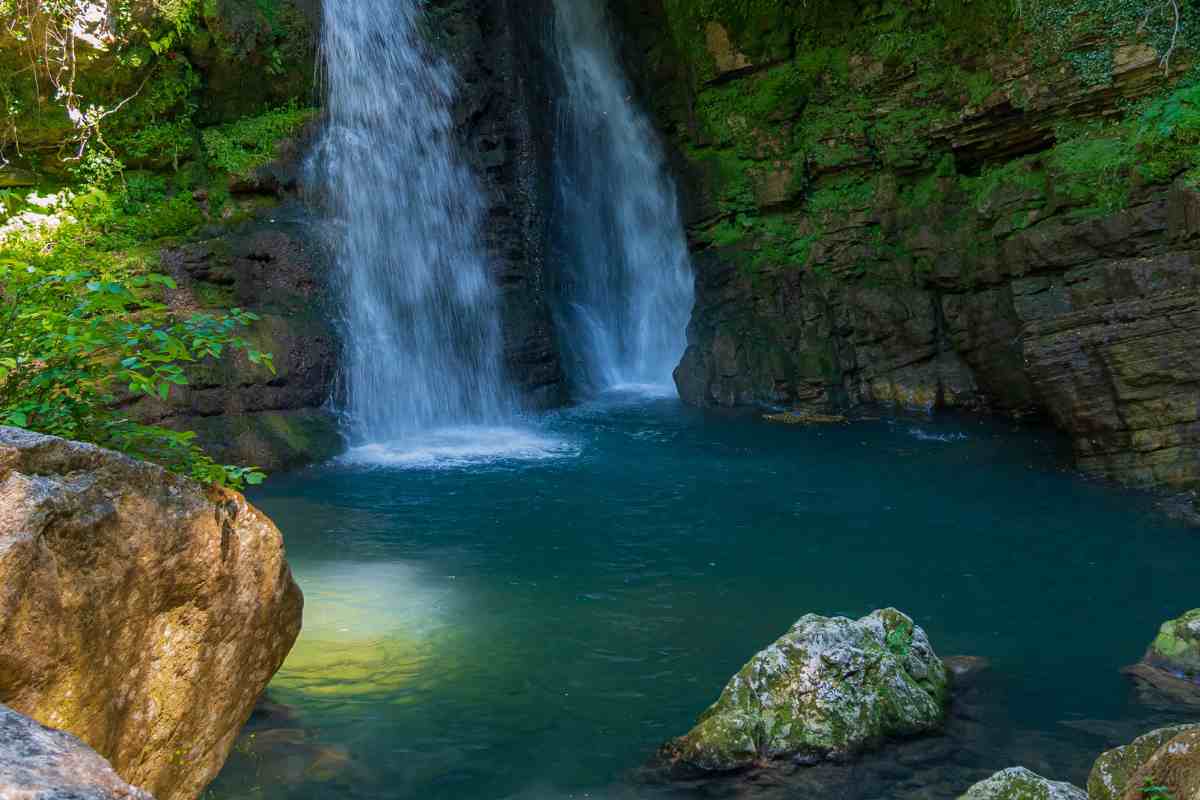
[208, 402, 1200, 800]
[274, 561, 454, 701]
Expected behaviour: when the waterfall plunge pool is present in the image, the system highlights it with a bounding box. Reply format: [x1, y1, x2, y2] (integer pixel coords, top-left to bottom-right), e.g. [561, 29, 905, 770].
[209, 392, 1200, 800]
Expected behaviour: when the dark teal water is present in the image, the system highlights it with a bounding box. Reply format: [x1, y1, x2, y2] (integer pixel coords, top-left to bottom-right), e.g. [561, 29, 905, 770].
[209, 392, 1200, 800]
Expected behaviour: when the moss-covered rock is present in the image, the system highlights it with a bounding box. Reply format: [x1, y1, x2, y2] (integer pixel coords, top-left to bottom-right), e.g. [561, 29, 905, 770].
[958, 767, 1086, 800]
[1120, 728, 1200, 800]
[0, 0, 316, 174]
[1088, 724, 1200, 800]
[1145, 609, 1200, 677]
[659, 608, 949, 773]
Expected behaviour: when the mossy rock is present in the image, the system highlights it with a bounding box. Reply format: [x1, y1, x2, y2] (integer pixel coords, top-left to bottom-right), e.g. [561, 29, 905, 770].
[659, 608, 949, 773]
[1118, 728, 1200, 800]
[958, 767, 1085, 800]
[1145, 609, 1200, 677]
[1089, 724, 1200, 800]
[183, 409, 342, 472]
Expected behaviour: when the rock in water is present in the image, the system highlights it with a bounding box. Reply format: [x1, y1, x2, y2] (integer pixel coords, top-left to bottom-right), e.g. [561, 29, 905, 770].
[1089, 724, 1200, 800]
[659, 608, 949, 772]
[1124, 610, 1200, 707]
[0, 427, 303, 800]
[958, 767, 1086, 800]
[0, 703, 155, 800]
[1144, 609, 1200, 677]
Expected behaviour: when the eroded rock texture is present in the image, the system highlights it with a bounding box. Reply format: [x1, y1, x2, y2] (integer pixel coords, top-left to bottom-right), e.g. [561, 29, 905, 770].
[437, 0, 567, 408]
[1090, 724, 1200, 800]
[958, 767, 1086, 800]
[659, 608, 949, 773]
[0, 427, 303, 800]
[0, 704, 155, 800]
[611, 2, 1200, 491]
[133, 208, 342, 472]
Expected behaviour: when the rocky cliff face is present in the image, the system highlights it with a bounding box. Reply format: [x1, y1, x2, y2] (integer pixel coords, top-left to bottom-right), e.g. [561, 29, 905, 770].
[436, 0, 568, 409]
[612, 1, 1200, 491]
[136, 206, 343, 472]
[0, 426, 303, 800]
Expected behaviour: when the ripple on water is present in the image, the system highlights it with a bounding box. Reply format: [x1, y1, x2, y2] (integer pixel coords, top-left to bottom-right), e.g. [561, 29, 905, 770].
[907, 427, 970, 443]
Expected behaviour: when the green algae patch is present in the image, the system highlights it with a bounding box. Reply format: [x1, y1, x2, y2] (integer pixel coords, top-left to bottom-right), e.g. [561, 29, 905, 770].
[659, 608, 949, 773]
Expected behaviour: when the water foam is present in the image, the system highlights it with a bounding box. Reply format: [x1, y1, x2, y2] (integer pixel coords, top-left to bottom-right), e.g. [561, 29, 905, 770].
[340, 426, 579, 470]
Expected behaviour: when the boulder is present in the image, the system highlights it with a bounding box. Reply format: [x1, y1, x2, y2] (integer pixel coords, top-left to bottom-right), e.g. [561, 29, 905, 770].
[1089, 724, 1200, 800]
[0, 427, 303, 800]
[1118, 728, 1200, 800]
[659, 608, 949, 773]
[0, 702, 154, 800]
[1143, 609, 1200, 677]
[1124, 610, 1200, 707]
[958, 767, 1086, 800]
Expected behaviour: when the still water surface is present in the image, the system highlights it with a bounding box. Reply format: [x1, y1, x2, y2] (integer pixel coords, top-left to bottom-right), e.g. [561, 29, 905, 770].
[210, 391, 1200, 799]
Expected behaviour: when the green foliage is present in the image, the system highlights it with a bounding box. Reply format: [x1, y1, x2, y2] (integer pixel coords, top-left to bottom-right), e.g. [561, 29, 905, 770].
[1020, 0, 1200, 82]
[1047, 128, 1133, 211]
[0, 266, 270, 488]
[1142, 778, 1176, 800]
[116, 119, 200, 167]
[1134, 80, 1200, 183]
[200, 103, 316, 177]
[808, 175, 876, 215]
[0, 181, 265, 488]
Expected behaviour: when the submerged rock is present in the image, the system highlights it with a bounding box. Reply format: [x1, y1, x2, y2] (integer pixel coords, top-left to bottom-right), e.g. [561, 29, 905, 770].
[0, 703, 155, 800]
[1122, 663, 1200, 708]
[944, 656, 992, 685]
[762, 411, 850, 425]
[957, 767, 1085, 800]
[1089, 724, 1200, 800]
[0, 427, 303, 800]
[658, 608, 949, 773]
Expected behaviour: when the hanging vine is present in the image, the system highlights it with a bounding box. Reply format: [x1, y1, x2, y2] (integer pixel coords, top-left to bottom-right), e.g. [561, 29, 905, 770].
[0, 1, 193, 167]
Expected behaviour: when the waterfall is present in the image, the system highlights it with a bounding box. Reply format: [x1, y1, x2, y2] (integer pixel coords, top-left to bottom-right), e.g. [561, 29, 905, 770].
[550, 0, 695, 394]
[315, 0, 513, 447]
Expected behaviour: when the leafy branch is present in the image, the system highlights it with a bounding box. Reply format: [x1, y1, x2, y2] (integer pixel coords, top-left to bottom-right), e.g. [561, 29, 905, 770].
[0, 262, 274, 488]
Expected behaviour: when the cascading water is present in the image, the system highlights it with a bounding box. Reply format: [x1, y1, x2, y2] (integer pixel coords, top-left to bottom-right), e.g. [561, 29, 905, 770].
[550, 0, 695, 394]
[315, 0, 514, 451]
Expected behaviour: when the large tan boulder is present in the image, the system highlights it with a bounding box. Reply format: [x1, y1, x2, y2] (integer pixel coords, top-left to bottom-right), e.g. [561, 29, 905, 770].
[0, 427, 303, 800]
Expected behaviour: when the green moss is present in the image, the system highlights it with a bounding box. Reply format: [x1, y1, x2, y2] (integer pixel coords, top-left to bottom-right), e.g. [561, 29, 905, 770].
[1134, 82, 1200, 184]
[662, 0, 1017, 87]
[1022, 0, 1200, 85]
[874, 106, 955, 171]
[808, 174, 876, 215]
[796, 99, 871, 170]
[200, 103, 316, 177]
[1048, 131, 1132, 212]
